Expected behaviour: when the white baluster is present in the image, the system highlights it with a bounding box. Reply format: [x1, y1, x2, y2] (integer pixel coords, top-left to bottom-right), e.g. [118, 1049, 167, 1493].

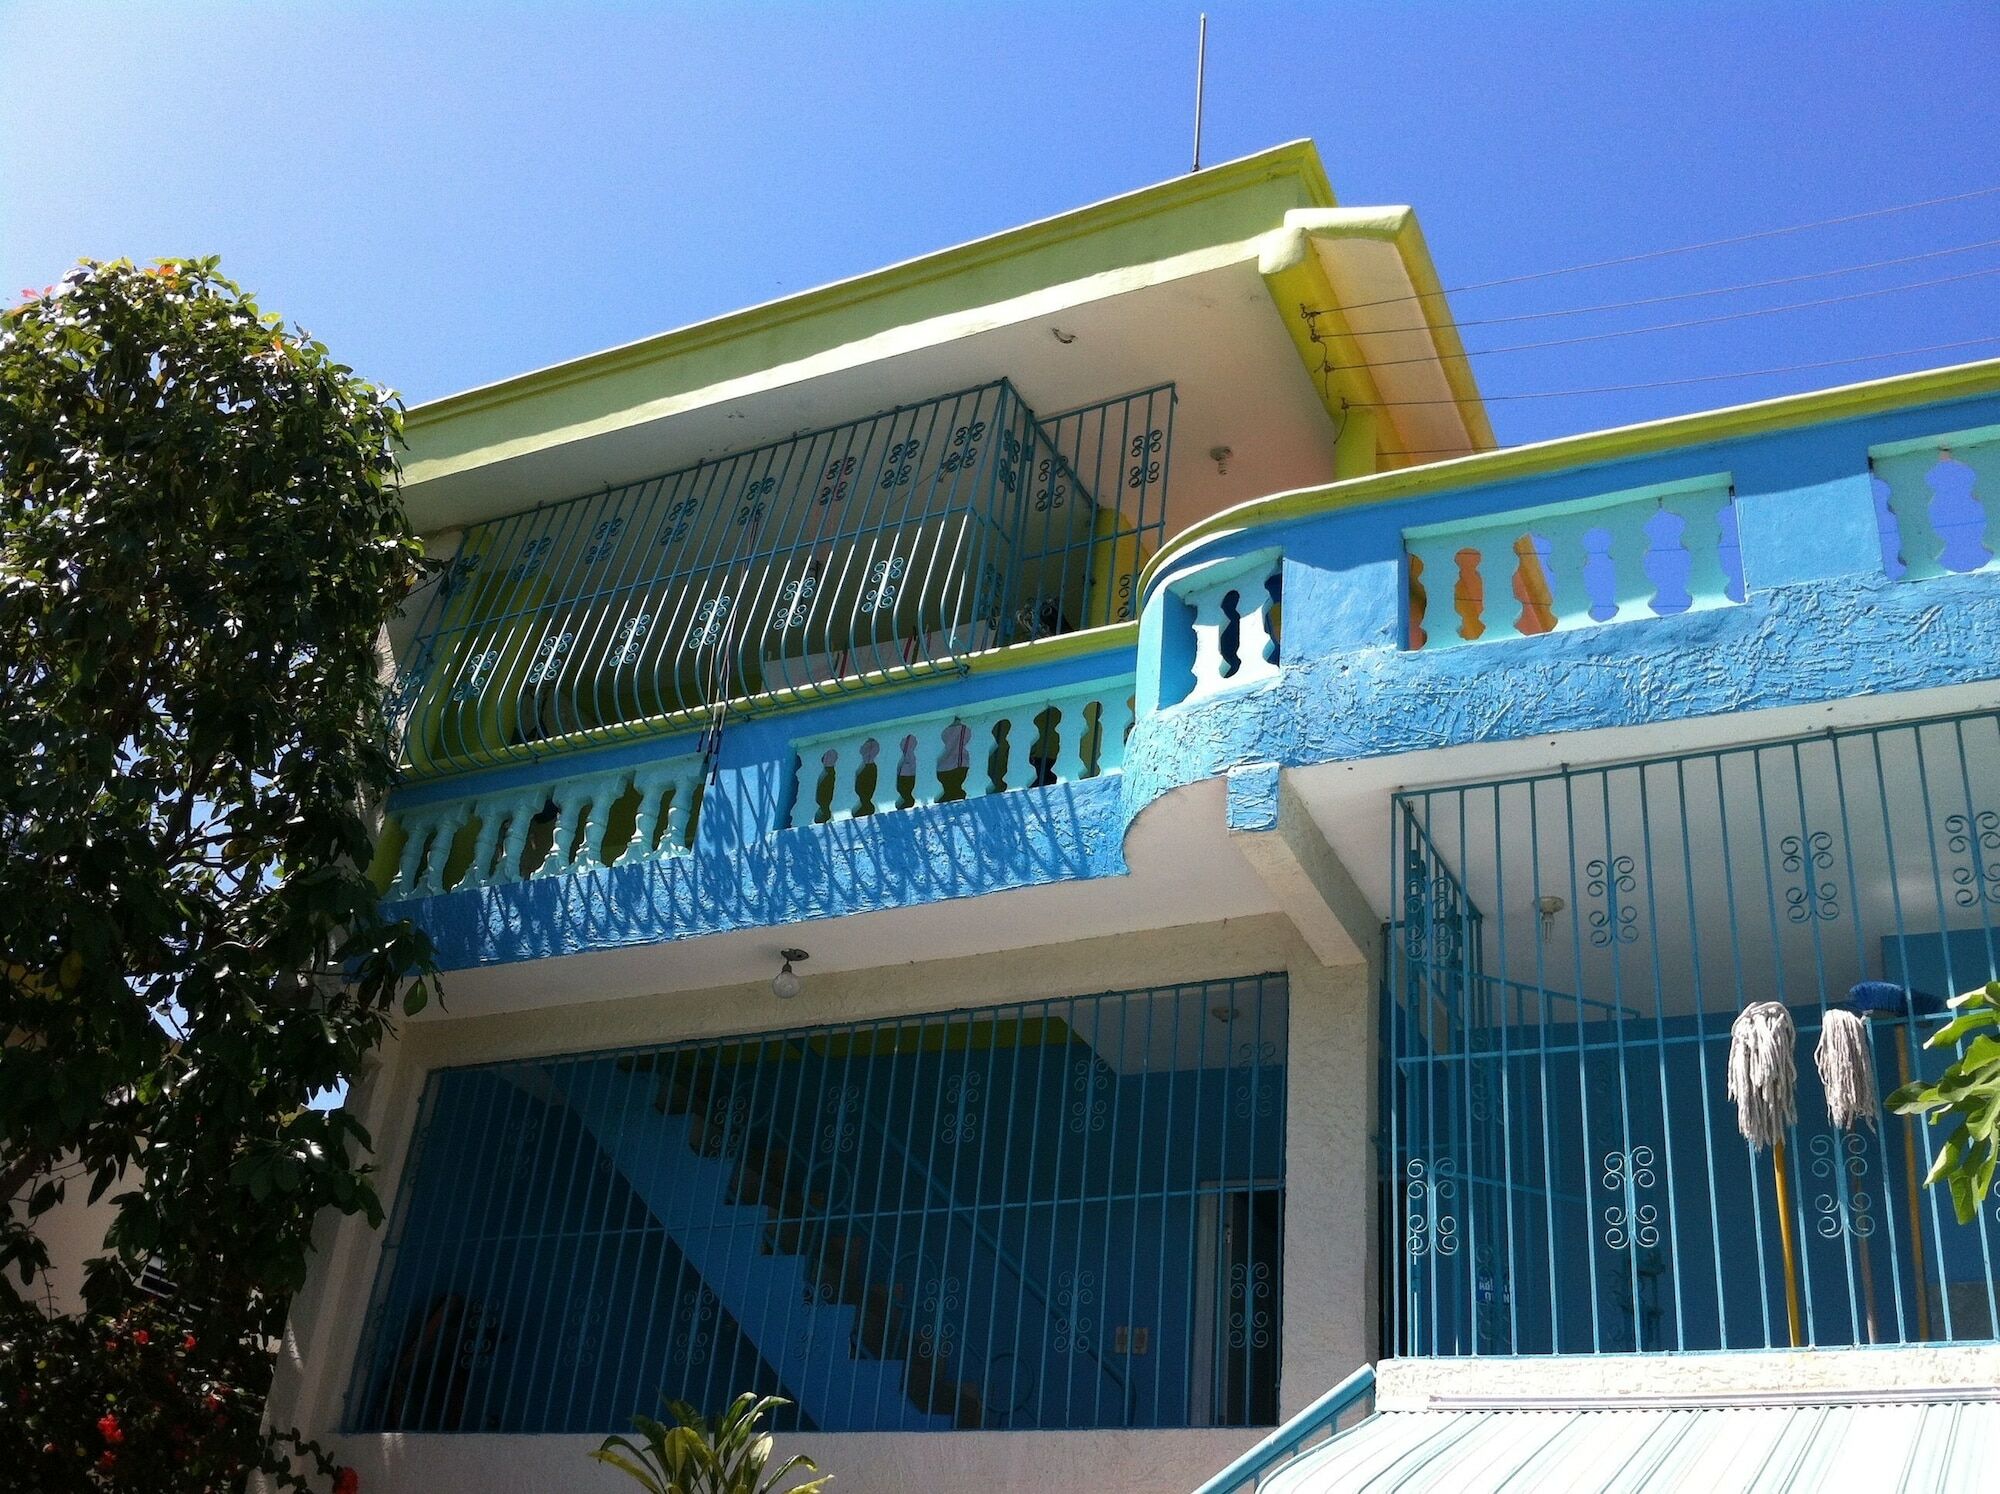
[825, 734, 866, 824]
[1049, 693, 1092, 784]
[385, 810, 432, 899]
[627, 764, 677, 859]
[1404, 537, 1461, 651]
[1675, 488, 1734, 610]
[418, 804, 471, 895]
[1542, 522, 1594, 631]
[1095, 694, 1135, 775]
[1186, 580, 1233, 693]
[1601, 503, 1659, 622]
[491, 792, 541, 885]
[921, 720, 959, 807]
[1231, 569, 1281, 687]
[460, 799, 507, 891]
[569, 770, 632, 871]
[532, 783, 587, 879]
[660, 765, 701, 855]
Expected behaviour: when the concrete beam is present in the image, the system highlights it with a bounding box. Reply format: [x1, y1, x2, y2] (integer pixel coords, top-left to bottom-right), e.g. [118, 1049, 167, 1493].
[1225, 762, 1379, 967]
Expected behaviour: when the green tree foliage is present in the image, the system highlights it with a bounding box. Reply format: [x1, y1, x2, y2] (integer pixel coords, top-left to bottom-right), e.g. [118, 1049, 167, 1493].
[1888, 979, 2000, 1225]
[592, 1395, 832, 1494]
[0, 258, 436, 1488]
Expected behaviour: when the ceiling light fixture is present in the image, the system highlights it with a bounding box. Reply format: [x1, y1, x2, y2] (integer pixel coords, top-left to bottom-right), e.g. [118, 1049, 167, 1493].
[772, 948, 810, 999]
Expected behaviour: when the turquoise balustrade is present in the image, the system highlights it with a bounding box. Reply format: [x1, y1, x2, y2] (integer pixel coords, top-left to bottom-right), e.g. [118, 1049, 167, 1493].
[790, 676, 1135, 827]
[382, 754, 704, 899]
[1872, 422, 2000, 581]
[1404, 475, 1743, 651]
[1174, 550, 1283, 703]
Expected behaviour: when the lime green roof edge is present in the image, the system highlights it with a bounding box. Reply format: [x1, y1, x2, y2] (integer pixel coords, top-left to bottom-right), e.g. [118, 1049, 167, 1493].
[1141, 355, 2000, 596]
[405, 140, 1334, 438]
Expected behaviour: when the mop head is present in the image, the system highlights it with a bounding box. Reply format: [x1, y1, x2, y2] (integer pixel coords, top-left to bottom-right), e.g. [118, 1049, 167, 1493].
[1728, 1001, 1798, 1152]
[1816, 1007, 1879, 1132]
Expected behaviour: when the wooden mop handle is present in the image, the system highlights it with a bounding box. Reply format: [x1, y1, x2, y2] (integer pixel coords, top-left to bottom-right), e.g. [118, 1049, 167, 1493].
[1896, 1040, 1932, 1340]
[1772, 1135, 1804, 1348]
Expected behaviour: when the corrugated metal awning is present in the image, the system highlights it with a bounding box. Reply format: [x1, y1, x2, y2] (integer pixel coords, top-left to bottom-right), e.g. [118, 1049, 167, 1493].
[1259, 1400, 1996, 1493]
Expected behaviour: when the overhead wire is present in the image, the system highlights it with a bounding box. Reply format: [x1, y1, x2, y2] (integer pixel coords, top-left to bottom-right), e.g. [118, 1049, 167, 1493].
[1306, 234, 2000, 338]
[1326, 182, 2000, 317]
[1313, 261, 2000, 378]
[1344, 334, 2000, 408]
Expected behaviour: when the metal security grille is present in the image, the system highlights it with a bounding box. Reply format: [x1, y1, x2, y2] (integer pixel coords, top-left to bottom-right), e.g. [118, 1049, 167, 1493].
[346, 975, 1285, 1434]
[393, 380, 1173, 778]
[1386, 709, 2000, 1358]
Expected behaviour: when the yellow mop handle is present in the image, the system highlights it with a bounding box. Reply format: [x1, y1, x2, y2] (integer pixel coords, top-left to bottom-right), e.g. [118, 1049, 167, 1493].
[1772, 1135, 1804, 1347]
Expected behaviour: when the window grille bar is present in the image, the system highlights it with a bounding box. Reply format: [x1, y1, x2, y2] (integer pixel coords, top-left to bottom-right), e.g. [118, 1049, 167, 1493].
[1387, 709, 2000, 1357]
[347, 976, 1285, 1435]
[393, 383, 1174, 780]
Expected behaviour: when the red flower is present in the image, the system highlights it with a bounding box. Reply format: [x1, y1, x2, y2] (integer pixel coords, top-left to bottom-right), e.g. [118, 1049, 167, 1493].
[98, 1450, 118, 1471]
[132, 1329, 150, 1346]
[333, 1469, 360, 1494]
[97, 1414, 123, 1445]
[182, 1333, 198, 1350]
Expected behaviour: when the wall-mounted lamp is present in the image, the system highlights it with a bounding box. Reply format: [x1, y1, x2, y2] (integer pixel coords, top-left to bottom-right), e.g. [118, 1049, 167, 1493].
[772, 948, 809, 999]
[1537, 895, 1566, 941]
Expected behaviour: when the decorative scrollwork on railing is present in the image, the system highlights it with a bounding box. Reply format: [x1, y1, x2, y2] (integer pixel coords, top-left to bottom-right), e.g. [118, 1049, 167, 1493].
[1809, 1130, 1875, 1239]
[1781, 830, 1840, 923]
[1233, 1041, 1280, 1121]
[1601, 1145, 1660, 1250]
[1227, 1258, 1274, 1351]
[669, 1283, 717, 1368]
[1067, 1058, 1108, 1134]
[1053, 1269, 1095, 1355]
[1406, 1157, 1459, 1258]
[1586, 856, 1639, 946]
[893, 1249, 961, 1360]
[1946, 810, 2000, 908]
[941, 1070, 982, 1145]
[583, 516, 626, 562]
[816, 1085, 861, 1156]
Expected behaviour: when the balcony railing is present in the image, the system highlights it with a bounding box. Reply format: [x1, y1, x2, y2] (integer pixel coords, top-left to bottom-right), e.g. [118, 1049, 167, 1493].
[1386, 709, 2000, 1357]
[790, 676, 1134, 828]
[1873, 422, 1999, 581]
[1404, 476, 1743, 651]
[391, 380, 1173, 780]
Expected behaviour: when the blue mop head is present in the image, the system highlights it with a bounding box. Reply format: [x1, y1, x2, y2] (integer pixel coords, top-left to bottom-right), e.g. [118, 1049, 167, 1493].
[1847, 980, 1945, 1017]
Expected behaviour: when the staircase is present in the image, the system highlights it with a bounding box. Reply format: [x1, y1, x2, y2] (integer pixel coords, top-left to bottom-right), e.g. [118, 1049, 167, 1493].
[550, 1054, 988, 1432]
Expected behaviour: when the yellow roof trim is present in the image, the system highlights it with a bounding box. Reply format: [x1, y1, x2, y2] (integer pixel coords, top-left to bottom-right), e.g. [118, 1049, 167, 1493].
[406, 141, 1335, 433]
[1141, 356, 2000, 596]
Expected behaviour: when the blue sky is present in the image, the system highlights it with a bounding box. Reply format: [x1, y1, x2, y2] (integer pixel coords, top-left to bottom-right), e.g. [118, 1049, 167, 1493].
[3, 1, 1997, 447]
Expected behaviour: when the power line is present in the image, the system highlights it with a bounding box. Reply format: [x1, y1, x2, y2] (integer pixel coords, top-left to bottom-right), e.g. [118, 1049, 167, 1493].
[1330, 182, 2000, 317]
[1345, 335, 2000, 407]
[1316, 262, 2000, 379]
[1308, 235, 2000, 338]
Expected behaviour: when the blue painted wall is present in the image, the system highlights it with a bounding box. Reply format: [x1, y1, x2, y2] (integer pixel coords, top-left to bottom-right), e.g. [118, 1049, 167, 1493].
[389, 385, 2000, 970]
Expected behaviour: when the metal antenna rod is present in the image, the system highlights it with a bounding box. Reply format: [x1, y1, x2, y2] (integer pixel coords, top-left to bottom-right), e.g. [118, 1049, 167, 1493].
[1191, 12, 1208, 173]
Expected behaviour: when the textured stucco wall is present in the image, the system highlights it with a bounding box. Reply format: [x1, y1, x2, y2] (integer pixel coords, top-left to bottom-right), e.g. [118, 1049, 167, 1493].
[394, 383, 2000, 975]
[264, 915, 1376, 1494]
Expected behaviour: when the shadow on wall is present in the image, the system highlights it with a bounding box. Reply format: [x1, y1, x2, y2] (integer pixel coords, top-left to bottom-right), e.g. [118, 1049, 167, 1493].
[403, 776, 1132, 970]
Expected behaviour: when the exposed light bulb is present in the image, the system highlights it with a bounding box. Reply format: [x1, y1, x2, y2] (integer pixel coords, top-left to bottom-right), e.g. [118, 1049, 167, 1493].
[772, 947, 809, 999]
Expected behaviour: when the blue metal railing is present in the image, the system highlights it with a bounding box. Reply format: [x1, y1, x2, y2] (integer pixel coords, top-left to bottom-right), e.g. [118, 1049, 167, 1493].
[391, 380, 1173, 779]
[1189, 1364, 1377, 1494]
[1386, 707, 2000, 1359]
[344, 974, 1286, 1434]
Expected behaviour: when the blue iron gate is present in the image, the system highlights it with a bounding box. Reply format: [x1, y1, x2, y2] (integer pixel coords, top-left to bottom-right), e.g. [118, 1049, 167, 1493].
[392, 380, 1173, 778]
[1386, 709, 2000, 1357]
[347, 974, 1285, 1434]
